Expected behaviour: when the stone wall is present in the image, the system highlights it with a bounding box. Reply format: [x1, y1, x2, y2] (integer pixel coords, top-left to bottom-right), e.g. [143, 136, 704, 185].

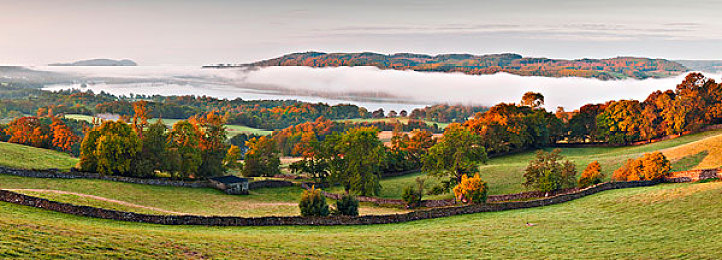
[0, 166, 295, 191]
[0, 180, 660, 226]
[666, 168, 720, 182]
[0, 166, 211, 188]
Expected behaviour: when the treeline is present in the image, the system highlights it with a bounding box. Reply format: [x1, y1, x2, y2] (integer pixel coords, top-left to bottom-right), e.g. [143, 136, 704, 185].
[269, 117, 440, 156]
[249, 52, 687, 80]
[563, 72, 722, 144]
[77, 102, 232, 179]
[408, 104, 488, 123]
[245, 125, 436, 196]
[0, 116, 87, 155]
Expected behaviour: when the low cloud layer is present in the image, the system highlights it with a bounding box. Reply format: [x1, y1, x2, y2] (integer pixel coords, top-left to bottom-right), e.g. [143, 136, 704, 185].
[38, 66, 720, 112]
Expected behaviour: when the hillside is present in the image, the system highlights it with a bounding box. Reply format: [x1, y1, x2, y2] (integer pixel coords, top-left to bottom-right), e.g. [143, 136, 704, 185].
[2, 182, 721, 258]
[49, 59, 137, 66]
[241, 52, 688, 80]
[675, 60, 722, 73]
[0, 142, 77, 171]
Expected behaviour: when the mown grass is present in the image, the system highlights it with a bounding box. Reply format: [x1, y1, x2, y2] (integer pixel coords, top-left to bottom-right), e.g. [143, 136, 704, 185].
[0, 142, 78, 171]
[1, 182, 722, 258]
[0, 174, 405, 217]
[65, 114, 273, 136]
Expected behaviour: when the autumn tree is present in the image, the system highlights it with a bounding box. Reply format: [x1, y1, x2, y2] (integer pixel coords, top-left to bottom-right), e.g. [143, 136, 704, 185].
[242, 136, 281, 177]
[521, 92, 545, 108]
[612, 152, 670, 181]
[596, 100, 643, 144]
[423, 123, 487, 189]
[289, 132, 329, 183]
[453, 173, 488, 204]
[223, 145, 242, 169]
[523, 149, 577, 193]
[193, 112, 228, 177]
[167, 120, 202, 178]
[50, 117, 79, 152]
[578, 161, 604, 188]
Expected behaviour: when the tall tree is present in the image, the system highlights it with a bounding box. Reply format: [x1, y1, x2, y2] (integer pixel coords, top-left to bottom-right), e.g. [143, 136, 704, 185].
[167, 120, 202, 178]
[326, 127, 386, 196]
[423, 123, 487, 186]
[242, 136, 281, 177]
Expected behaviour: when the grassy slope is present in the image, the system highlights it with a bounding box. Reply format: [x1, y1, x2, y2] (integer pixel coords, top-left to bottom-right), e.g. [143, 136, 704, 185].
[2, 182, 722, 258]
[64, 114, 273, 136]
[343, 129, 722, 199]
[0, 142, 78, 171]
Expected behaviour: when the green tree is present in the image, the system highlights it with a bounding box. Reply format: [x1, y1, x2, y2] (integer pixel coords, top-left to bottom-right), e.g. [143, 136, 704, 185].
[523, 149, 577, 193]
[299, 186, 330, 217]
[325, 127, 386, 196]
[133, 120, 169, 177]
[223, 145, 242, 169]
[93, 121, 142, 176]
[242, 136, 281, 177]
[423, 123, 487, 187]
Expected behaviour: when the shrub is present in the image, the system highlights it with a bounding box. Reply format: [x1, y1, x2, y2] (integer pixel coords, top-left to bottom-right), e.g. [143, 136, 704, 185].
[335, 194, 359, 216]
[299, 186, 329, 217]
[612, 152, 670, 181]
[453, 173, 488, 204]
[523, 149, 577, 193]
[402, 186, 422, 208]
[638, 152, 671, 180]
[578, 161, 604, 188]
[402, 177, 425, 208]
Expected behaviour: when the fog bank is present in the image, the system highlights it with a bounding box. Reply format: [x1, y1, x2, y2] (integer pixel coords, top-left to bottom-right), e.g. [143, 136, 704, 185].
[36, 66, 720, 112]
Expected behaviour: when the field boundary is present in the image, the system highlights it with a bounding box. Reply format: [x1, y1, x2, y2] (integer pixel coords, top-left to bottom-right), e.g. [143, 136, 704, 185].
[0, 179, 692, 226]
[0, 166, 294, 190]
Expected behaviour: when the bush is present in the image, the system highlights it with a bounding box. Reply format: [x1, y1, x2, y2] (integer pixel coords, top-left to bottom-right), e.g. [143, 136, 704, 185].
[299, 186, 329, 217]
[402, 186, 422, 208]
[523, 149, 577, 193]
[335, 194, 359, 216]
[612, 152, 671, 181]
[578, 161, 604, 188]
[453, 173, 488, 204]
[402, 177, 425, 208]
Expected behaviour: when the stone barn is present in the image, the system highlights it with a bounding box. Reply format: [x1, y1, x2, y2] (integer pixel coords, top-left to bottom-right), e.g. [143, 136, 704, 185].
[209, 176, 249, 195]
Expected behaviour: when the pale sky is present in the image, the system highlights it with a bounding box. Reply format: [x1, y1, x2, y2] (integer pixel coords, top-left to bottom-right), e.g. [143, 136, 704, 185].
[2, 0, 722, 65]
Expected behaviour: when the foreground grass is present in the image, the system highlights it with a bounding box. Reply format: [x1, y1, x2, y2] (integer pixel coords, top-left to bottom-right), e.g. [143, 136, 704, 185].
[1, 182, 721, 258]
[0, 142, 77, 171]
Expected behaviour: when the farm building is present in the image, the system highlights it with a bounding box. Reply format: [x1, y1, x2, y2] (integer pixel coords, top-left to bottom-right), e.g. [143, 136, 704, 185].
[209, 176, 249, 195]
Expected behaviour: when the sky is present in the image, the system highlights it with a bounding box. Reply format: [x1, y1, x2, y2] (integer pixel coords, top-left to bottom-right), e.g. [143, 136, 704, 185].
[2, 0, 722, 65]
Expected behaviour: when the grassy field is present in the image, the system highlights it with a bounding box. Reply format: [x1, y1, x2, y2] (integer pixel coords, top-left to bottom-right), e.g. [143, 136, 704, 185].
[334, 117, 451, 129]
[1, 181, 722, 258]
[334, 129, 722, 199]
[0, 142, 78, 171]
[0, 174, 405, 217]
[64, 114, 273, 136]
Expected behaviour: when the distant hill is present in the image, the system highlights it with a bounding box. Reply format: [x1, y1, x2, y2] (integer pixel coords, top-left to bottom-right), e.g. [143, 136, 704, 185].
[675, 60, 722, 73]
[239, 52, 688, 80]
[49, 59, 137, 66]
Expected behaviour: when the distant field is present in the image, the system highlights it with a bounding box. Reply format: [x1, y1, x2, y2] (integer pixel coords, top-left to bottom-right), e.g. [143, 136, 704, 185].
[2, 182, 721, 258]
[64, 114, 273, 136]
[0, 142, 77, 171]
[334, 117, 451, 129]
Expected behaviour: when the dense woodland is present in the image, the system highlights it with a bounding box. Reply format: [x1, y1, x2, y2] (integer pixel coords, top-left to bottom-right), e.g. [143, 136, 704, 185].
[248, 52, 688, 80]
